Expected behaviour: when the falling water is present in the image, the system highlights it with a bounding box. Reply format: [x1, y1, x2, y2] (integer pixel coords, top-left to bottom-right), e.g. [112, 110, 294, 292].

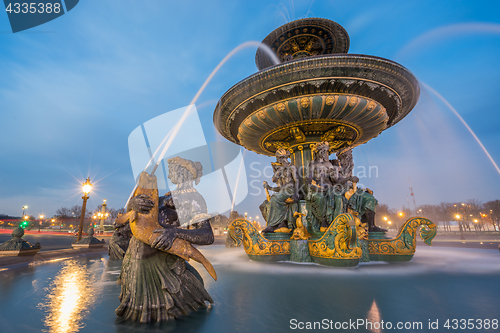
[123, 42, 280, 207]
[230, 149, 247, 211]
[396, 23, 500, 60]
[421, 82, 500, 176]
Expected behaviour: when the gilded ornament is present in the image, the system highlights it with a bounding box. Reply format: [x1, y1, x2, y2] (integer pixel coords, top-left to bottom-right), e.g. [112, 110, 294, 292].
[290, 126, 306, 142]
[325, 96, 336, 105]
[300, 98, 310, 108]
[348, 96, 358, 107]
[291, 212, 311, 240]
[308, 214, 362, 259]
[367, 101, 376, 111]
[228, 219, 291, 256]
[258, 110, 267, 120]
[276, 103, 286, 112]
[275, 227, 292, 233]
[368, 217, 436, 257]
[272, 141, 291, 150]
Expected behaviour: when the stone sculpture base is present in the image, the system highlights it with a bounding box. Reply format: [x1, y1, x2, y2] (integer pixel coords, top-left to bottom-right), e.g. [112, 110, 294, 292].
[290, 239, 312, 262]
[0, 227, 41, 256]
[72, 228, 106, 249]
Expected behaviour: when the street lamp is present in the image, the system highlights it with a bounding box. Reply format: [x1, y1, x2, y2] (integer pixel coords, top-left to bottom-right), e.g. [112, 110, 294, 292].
[21, 205, 28, 227]
[455, 214, 465, 240]
[397, 212, 404, 230]
[77, 177, 92, 242]
[21, 214, 29, 229]
[38, 214, 44, 232]
[98, 199, 108, 234]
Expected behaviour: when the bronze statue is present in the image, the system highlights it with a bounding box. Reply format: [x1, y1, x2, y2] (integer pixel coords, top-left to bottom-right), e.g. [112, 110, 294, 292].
[115, 157, 216, 323]
[260, 149, 299, 233]
[347, 185, 386, 232]
[306, 142, 341, 232]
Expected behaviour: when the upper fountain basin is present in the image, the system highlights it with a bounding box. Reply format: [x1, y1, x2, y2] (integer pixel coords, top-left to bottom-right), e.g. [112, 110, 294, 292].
[214, 53, 420, 156]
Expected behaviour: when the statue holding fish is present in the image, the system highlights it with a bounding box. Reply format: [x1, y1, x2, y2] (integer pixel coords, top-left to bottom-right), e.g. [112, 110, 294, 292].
[114, 156, 216, 323]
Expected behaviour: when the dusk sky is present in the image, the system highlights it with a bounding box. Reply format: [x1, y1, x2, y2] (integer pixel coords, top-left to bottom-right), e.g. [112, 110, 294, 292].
[1, 0, 499, 219]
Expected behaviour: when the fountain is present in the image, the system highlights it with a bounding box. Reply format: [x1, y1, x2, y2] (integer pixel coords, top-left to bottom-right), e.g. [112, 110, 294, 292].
[0, 16, 498, 333]
[214, 17, 436, 265]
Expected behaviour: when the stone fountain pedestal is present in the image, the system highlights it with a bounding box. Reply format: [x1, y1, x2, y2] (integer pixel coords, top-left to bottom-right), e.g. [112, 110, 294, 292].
[290, 239, 312, 262]
[72, 228, 105, 249]
[0, 227, 41, 256]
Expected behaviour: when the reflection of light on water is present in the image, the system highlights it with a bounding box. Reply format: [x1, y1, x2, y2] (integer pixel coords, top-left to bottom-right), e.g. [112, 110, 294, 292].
[41, 260, 95, 333]
[366, 300, 381, 333]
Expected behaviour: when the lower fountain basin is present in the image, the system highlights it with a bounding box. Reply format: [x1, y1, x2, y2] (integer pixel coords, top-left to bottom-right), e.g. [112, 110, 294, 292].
[0, 246, 498, 333]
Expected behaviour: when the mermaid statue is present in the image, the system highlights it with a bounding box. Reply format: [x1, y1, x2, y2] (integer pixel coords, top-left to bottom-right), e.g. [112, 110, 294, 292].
[115, 156, 215, 323]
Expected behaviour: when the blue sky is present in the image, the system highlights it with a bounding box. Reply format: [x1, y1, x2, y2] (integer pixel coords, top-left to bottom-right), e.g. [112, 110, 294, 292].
[1, 0, 500, 219]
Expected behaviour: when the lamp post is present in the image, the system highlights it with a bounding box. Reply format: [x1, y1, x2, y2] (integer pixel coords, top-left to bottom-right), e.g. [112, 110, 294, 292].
[98, 199, 108, 234]
[77, 177, 92, 242]
[38, 215, 44, 232]
[21, 215, 29, 229]
[398, 212, 404, 231]
[21, 205, 28, 227]
[456, 214, 465, 240]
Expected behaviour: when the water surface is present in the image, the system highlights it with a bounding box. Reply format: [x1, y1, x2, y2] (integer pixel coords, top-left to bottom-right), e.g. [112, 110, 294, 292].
[0, 246, 499, 332]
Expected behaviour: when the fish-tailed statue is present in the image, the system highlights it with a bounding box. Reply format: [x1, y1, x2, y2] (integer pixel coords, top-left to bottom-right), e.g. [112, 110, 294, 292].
[115, 156, 215, 323]
[306, 142, 343, 233]
[108, 221, 132, 260]
[260, 149, 299, 233]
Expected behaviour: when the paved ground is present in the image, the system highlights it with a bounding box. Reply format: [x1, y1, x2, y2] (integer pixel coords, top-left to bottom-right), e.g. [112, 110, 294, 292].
[0, 233, 227, 268]
[0, 232, 226, 250]
[0, 232, 111, 251]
